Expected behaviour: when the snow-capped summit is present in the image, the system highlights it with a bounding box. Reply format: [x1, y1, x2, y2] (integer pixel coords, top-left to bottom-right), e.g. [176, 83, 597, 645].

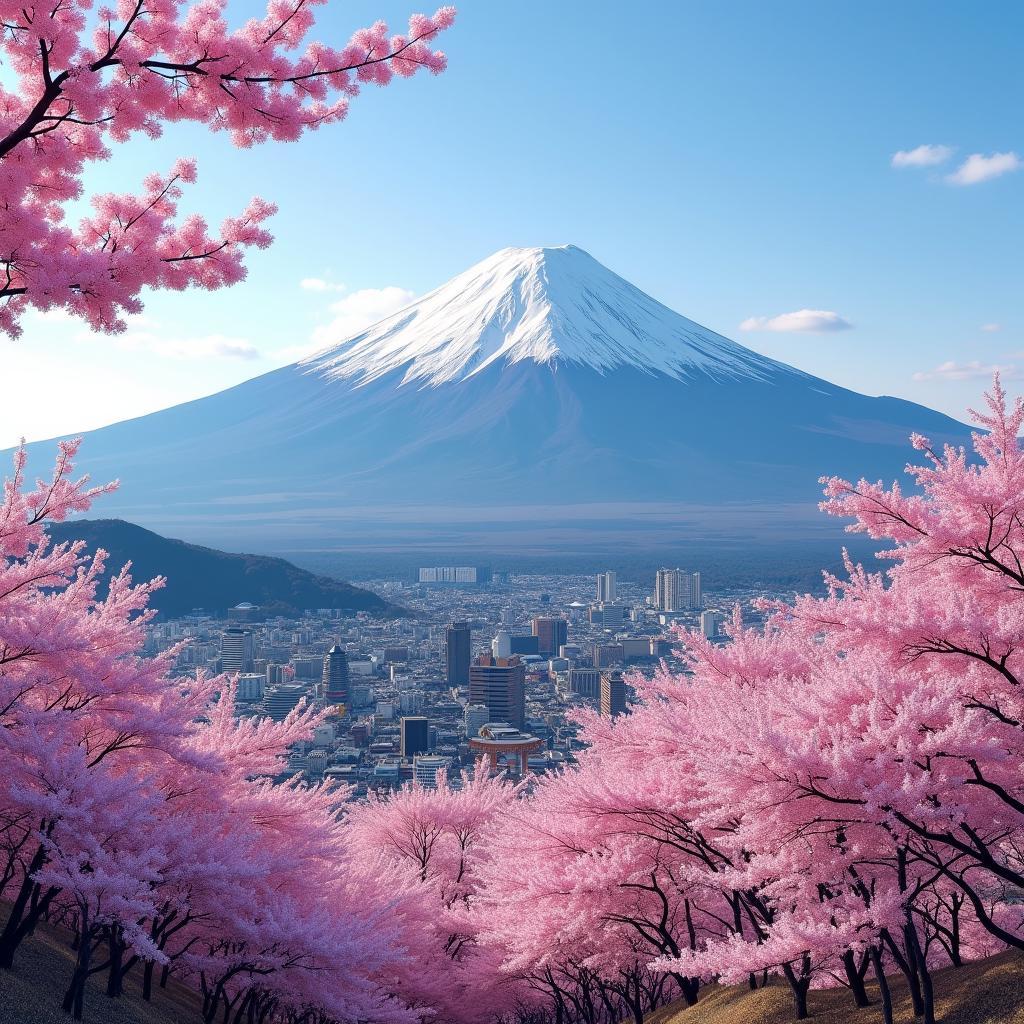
[17, 244, 972, 550]
[303, 244, 790, 387]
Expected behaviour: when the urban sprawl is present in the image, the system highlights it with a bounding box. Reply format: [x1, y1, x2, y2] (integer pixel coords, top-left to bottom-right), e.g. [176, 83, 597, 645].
[154, 567, 774, 793]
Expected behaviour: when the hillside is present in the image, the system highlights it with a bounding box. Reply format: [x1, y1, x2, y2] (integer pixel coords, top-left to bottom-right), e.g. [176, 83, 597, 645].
[0, 921, 201, 1024]
[648, 951, 1024, 1024]
[45, 518, 393, 618]
[1, 923, 1021, 1024]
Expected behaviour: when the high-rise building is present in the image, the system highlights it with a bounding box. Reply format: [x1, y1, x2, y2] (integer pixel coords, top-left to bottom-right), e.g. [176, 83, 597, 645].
[264, 683, 306, 721]
[323, 644, 349, 705]
[445, 621, 471, 687]
[469, 653, 526, 729]
[569, 666, 601, 698]
[701, 609, 726, 640]
[220, 628, 255, 674]
[413, 755, 451, 789]
[600, 670, 628, 718]
[593, 643, 625, 668]
[596, 571, 617, 603]
[532, 616, 568, 659]
[491, 629, 512, 659]
[464, 703, 490, 738]
[510, 634, 540, 656]
[589, 604, 626, 626]
[236, 673, 265, 702]
[400, 716, 430, 758]
[654, 569, 702, 611]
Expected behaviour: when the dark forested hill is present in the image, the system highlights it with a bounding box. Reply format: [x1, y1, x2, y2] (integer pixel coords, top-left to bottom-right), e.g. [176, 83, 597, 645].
[46, 519, 393, 617]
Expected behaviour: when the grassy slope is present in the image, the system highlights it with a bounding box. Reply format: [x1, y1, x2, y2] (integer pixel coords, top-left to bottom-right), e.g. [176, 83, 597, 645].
[647, 951, 1024, 1024]
[1, 926, 1021, 1024]
[0, 921, 201, 1024]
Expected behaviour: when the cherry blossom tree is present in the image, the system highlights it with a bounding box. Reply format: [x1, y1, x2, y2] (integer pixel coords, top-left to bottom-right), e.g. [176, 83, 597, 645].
[346, 768, 525, 1024]
[0, 0, 455, 336]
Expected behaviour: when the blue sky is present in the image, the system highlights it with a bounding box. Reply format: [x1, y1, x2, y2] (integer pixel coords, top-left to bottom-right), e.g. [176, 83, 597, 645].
[3, 0, 1022, 445]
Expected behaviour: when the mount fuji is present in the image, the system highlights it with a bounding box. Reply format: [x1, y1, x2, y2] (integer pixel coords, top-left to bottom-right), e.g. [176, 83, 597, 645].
[20, 245, 969, 554]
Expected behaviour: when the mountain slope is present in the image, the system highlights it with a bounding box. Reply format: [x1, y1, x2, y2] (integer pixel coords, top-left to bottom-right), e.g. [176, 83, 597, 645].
[16, 245, 972, 551]
[45, 519, 392, 616]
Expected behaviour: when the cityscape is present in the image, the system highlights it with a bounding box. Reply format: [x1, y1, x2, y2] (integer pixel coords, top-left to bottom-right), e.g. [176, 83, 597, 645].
[155, 567, 738, 794]
[0, 4, 1019, 1024]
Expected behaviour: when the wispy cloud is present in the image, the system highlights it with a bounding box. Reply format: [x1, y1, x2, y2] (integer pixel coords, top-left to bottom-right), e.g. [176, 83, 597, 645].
[310, 287, 417, 349]
[114, 331, 260, 360]
[912, 360, 1018, 382]
[300, 277, 347, 293]
[947, 151, 1021, 186]
[981, 323, 1002, 332]
[739, 309, 853, 334]
[891, 144, 954, 168]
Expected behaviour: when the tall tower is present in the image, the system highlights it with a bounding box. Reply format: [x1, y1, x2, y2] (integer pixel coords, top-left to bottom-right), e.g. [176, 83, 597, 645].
[491, 629, 512, 659]
[445, 621, 471, 687]
[400, 716, 430, 758]
[323, 644, 349, 705]
[600, 670, 627, 718]
[596, 571, 617, 603]
[220, 628, 255, 674]
[469, 654, 526, 729]
[531, 616, 568, 659]
[654, 569, 700, 611]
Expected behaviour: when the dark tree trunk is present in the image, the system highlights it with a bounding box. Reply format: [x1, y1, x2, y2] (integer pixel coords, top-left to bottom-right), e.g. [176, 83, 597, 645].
[106, 931, 125, 997]
[870, 945, 894, 1024]
[882, 927, 924, 1016]
[0, 844, 57, 969]
[61, 914, 93, 1022]
[842, 948, 872, 1008]
[143, 960, 155, 1001]
[673, 973, 700, 1006]
[782, 956, 811, 1021]
[908, 921, 936, 1024]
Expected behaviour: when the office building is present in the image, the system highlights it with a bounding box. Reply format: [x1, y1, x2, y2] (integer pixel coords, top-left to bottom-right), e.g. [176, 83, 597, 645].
[464, 703, 490, 739]
[701, 609, 727, 640]
[532, 616, 568, 659]
[264, 684, 306, 722]
[491, 629, 512, 659]
[323, 644, 349, 705]
[446, 621, 471, 687]
[469, 653, 526, 730]
[600, 670, 628, 718]
[596, 571, 617, 603]
[510, 634, 540, 656]
[589, 603, 626, 627]
[593, 643, 625, 668]
[220, 628, 255, 674]
[654, 569, 702, 611]
[569, 667, 601, 698]
[413, 755, 451, 789]
[400, 716, 430, 758]
[236, 672, 265, 702]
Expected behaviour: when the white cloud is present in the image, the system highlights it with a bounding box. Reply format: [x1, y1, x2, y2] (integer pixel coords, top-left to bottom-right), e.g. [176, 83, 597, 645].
[115, 330, 260, 360]
[310, 286, 416, 349]
[981, 323, 1002, 332]
[891, 144, 954, 168]
[946, 151, 1021, 186]
[300, 277, 347, 293]
[912, 360, 1017, 382]
[739, 309, 853, 333]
